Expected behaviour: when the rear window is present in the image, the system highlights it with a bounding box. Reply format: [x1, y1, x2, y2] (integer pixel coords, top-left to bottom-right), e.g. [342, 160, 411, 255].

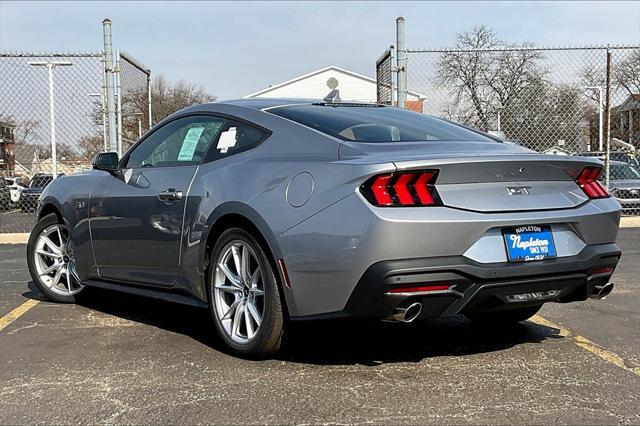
[269, 104, 497, 143]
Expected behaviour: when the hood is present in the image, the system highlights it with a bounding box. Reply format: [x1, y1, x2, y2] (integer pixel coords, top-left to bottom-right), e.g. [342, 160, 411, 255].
[609, 179, 640, 190]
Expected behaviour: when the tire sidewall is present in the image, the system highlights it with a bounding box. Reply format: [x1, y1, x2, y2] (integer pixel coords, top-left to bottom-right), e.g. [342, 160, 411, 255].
[208, 228, 284, 357]
[27, 213, 79, 303]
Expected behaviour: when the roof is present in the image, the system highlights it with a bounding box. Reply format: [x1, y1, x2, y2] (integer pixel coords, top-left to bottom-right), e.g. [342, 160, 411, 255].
[613, 94, 640, 112]
[243, 65, 427, 99]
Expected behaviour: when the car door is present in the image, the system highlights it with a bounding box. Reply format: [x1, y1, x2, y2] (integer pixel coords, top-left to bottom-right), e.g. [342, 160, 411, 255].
[89, 114, 225, 287]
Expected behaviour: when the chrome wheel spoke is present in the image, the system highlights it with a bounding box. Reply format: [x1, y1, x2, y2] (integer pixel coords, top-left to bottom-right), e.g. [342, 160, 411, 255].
[215, 283, 242, 294]
[36, 249, 60, 259]
[42, 236, 63, 256]
[246, 299, 262, 327]
[52, 266, 64, 288]
[244, 304, 255, 338]
[231, 301, 245, 339]
[222, 298, 240, 320]
[218, 262, 242, 288]
[231, 245, 242, 279]
[39, 262, 60, 276]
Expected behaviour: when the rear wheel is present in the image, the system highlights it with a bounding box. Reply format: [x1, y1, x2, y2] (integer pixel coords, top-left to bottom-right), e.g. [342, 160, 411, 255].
[27, 213, 84, 303]
[466, 304, 542, 324]
[208, 228, 285, 358]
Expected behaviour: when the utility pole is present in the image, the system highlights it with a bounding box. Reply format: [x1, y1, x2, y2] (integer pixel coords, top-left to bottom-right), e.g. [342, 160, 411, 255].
[103, 18, 118, 153]
[396, 17, 407, 109]
[29, 60, 73, 179]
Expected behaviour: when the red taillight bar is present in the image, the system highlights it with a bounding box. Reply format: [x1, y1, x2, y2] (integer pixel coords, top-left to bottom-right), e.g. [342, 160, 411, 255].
[576, 167, 609, 199]
[386, 284, 451, 294]
[361, 170, 441, 207]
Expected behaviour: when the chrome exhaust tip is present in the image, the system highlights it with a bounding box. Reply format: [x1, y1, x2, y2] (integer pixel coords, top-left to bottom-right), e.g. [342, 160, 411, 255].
[391, 302, 423, 323]
[590, 282, 614, 300]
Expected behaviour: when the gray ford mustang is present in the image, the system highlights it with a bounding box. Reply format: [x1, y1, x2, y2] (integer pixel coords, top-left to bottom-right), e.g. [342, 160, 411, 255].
[27, 98, 622, 358]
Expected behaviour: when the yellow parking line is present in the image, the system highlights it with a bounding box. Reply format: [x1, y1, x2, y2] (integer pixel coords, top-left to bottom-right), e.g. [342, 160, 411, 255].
[0, 299, 40, 332]
[531, 315, 640, 377]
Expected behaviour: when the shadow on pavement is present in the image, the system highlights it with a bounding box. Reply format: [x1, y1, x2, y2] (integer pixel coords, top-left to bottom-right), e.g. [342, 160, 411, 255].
[24, 283, 564, 365]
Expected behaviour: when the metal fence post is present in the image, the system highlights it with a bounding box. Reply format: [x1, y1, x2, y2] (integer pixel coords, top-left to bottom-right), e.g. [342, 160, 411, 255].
[396, 17, 407, 108]
[603, 47, 612, 189]
[103, 18, 117, 152]
[115, 50, 123, 157]
[389, 45, 396, 106]
[147, 74, 153, 129]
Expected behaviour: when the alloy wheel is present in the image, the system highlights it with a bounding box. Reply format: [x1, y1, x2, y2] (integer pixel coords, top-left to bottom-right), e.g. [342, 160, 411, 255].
[213, 240, 265, 344]
[33, 224, 83, 296]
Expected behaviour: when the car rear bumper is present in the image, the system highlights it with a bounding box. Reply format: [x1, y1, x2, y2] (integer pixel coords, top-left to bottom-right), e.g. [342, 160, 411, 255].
[293, 242, 621, 321]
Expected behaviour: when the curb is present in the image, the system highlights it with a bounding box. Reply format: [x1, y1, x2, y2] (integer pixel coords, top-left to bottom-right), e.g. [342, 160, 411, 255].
[1, 217, 638, 244]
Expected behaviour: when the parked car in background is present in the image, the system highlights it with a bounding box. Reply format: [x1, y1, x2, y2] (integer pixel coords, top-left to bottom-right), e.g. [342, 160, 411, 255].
[608, 161, 640, 215]
[579, 151, 640, 169]
[5, 176, 26, 204]
[0, 177, 11, 210]
[20, 174, 55, 213]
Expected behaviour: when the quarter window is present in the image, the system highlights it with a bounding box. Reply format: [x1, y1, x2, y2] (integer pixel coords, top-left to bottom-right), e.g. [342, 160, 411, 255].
[204, 120, 269, 163]
[126, 115, 225, 168]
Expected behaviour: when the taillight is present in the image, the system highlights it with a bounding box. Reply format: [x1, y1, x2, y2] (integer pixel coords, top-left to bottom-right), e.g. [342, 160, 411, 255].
[360, 171, 442, 207]
[576, 167, 609, 199]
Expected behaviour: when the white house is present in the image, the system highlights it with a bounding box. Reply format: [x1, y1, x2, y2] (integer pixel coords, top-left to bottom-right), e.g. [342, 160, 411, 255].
[243, 65, 427, 112]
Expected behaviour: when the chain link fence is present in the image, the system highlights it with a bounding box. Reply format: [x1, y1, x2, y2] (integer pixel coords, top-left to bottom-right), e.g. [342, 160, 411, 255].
[0, 51, 151, 232]
[377, 44, 640, 216]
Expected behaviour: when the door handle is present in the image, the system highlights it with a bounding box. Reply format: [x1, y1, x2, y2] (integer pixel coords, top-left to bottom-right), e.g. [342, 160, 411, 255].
[158, 188, 183, 202]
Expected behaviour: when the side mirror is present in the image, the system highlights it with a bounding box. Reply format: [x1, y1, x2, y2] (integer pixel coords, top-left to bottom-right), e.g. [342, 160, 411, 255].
[92, 152, 119, 173]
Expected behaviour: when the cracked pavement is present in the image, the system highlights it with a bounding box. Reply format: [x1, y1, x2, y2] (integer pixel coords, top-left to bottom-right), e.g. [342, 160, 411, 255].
[0, 228, 639, 424]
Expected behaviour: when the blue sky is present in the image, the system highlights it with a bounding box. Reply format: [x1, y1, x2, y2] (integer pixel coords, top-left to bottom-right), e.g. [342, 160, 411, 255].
[1, 1, 639, 99]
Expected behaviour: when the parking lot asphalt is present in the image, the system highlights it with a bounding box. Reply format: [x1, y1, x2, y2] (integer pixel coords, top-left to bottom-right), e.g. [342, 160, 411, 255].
[1, 229, 639, 424]
[0, 208, 35, 234]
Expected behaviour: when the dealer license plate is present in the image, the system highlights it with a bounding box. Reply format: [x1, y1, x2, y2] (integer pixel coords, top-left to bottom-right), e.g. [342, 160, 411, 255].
[502, 225, 556, 262]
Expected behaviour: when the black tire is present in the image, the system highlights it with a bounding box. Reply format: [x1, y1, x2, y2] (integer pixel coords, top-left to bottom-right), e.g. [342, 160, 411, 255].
[466, 304, 542, 324]
[208, 228, 286, 359]
[27, 213, 83, 303]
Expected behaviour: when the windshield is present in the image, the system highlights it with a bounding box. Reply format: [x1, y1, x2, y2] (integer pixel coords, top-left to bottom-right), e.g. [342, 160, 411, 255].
[30, 176, 53, 188]
[269, 105, 497, 143]
[610, 164, 640, 180]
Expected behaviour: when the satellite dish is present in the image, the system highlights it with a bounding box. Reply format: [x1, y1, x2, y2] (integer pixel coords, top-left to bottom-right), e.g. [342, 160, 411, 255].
[323, 89, 341, 103]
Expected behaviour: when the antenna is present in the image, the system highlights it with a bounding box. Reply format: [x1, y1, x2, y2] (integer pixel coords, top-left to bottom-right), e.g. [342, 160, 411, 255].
[323, 89, 341, 103]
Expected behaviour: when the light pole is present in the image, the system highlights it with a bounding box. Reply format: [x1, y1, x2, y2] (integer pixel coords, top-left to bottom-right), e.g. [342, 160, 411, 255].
[586, 86, 603, 151]
[29, 60, 73, 179]
[88, 92, 108, 152]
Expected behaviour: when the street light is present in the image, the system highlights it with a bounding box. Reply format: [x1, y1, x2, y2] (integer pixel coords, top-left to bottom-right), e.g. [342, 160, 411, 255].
[29, 60, 73, 178]
[586, 86, 603, 151]
[133, 112, 144, 139]
[88, 92, 108, 152]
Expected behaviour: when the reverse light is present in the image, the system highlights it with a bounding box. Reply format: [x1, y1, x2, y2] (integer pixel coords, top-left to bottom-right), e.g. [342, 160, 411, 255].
[576, 167, 609, 199]
[361, 171, 441, 207]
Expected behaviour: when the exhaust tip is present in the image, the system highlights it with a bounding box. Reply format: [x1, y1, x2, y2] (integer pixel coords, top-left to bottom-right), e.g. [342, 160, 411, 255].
[391, 302, 423, 323]
[591, 282, 614, 300]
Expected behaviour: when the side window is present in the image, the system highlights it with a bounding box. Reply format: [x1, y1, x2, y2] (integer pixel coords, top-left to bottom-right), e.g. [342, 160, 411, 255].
[204, 120, 269, 163]
[126, 115, 225, 168]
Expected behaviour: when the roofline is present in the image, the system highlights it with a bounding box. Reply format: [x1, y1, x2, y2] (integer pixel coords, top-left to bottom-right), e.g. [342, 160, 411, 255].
[243, 65, 427, 99]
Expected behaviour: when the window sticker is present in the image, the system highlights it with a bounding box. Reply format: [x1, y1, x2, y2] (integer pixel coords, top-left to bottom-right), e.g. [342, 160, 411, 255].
[177, 127, 205, 161]
[217, 127, 237, 153]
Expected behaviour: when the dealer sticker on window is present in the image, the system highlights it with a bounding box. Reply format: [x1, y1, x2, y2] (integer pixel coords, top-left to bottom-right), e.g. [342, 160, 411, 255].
[502, 225, 557, 262]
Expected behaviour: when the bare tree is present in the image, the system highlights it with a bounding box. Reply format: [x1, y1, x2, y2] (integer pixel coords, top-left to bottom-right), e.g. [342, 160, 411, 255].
[614, 50, 640, 96]
[436, 25, 544, 130]
[120, 75, 216, 145]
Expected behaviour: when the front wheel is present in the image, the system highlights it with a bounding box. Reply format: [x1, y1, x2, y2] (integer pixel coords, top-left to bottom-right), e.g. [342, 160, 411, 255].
[465, 304, 542, 324]
[27, 213, 85, 303]
[208, 228, 285, 358]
